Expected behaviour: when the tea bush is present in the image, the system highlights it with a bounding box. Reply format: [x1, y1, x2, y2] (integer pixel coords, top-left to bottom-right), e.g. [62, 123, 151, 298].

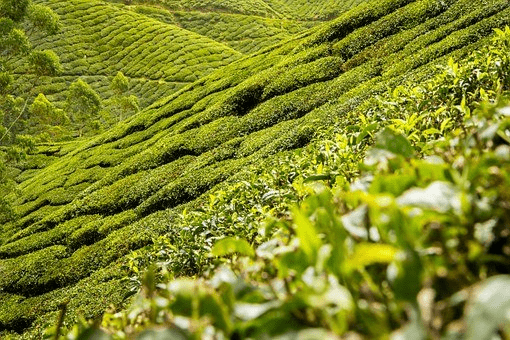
[10, 0, 241, 109]
[50, 26, 510, 340]
[2, 1, 510, 337]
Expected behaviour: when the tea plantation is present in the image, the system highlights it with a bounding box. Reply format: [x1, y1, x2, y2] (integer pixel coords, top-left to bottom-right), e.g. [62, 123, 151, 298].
[2, 0, 510, 338]
[111, 0, 369, 20]
[107, 0, 373, 54]
[143, 9, 316, 54]
[10, 0, 242, 108]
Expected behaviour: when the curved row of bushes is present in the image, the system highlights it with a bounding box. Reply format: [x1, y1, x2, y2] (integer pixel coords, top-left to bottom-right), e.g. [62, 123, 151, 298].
[42, 25, 510, 340]
[10, 0, 241, 108]
[2, 0, 510, 337]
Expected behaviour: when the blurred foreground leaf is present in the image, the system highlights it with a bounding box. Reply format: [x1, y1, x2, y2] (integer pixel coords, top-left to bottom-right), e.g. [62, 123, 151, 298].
[212, 237, 255, 258]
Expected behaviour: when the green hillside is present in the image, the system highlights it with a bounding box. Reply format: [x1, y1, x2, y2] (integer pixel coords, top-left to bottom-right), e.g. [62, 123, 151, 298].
[2, 0, 510, 338]
[10, 0, 242, 108]
[118, 0, 371, 20]
[133, 7, 316, 54]
[262, 0, 370, 20]
[126, 0, 284, 18]
[107, 0, 373, 54]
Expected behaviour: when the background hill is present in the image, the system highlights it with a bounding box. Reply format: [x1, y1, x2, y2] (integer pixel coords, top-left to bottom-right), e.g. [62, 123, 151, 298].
[108, 0, 373, 54]
[10, 0, 374, 112]
[132, 7, 316, 54]
[2, 0, 510, 337]
[11, 0, 242, 109]
[111, 0, 366, 20]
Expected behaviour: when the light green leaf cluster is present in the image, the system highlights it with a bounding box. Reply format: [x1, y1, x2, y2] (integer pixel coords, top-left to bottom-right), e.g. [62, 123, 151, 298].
[52, 26, 510, 340]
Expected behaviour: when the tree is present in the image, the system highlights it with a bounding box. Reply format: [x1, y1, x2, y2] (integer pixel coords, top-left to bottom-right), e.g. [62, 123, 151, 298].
[27, 3, 59, 35]
[111, 70, 129, 94]
[1, 0, 62, 144]
[28, 93, 70, 141]
[103, 71, 139, 124]
[66, 78, 102, 137]
[0, 0, 60, 222]
[28, 50, 62, 76]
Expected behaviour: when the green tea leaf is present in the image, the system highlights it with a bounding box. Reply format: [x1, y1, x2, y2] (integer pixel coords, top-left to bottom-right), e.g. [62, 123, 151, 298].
[356, 122, 379, 144]
[293, 209, 321, 262]
[211, 237, 255, 258]
[344, 243, 400, 273]
[374, 128, 414, 158]
[168, 279, 232, 333]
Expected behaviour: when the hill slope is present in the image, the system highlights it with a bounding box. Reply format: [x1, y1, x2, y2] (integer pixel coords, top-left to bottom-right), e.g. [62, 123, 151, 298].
[108, 0, 373, 54]
[2, 0, 510, 337]
[133, 7, 316, 54]
[11, 0, 242, 108]
[119, 0, 371, 20]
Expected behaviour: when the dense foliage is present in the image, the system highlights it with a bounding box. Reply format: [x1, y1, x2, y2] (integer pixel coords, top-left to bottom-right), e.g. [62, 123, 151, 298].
[42, 26, 510, 339]
[2, 0, 510, 338]
[110, 0, 369, 20]
[1, 0, 61, 222]
[10, 0, 242, 110]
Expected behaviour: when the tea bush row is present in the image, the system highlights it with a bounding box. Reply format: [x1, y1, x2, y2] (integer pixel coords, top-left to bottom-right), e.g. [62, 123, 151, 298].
[120, 0, 372, 21]
[12, 0, 241, 107]
[2, 2, 510, 336]
[6, 0, 502, 252]
[55, 28, 510, 339]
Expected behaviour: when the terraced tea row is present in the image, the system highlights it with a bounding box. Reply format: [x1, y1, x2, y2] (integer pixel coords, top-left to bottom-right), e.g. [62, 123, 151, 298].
[264, 0, 370, 20]
[2, 0, 510, 337]
[135, 7, 316, 54]
[107, 0, 373, 55]
[131, 0, 282, 18]
[120, 0, 372, 20]
[11, 74, 185, 110]
[10, 0, 241, 108]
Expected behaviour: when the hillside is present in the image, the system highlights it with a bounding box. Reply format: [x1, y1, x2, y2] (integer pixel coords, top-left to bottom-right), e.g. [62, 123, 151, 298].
[108, 0, 373, 54]
[112, 0, 366, 20]
[10, 0, 242, 108]
[133, 7, 316, 54]
[9, 0, 372, 111]
[2, 0, 510, 338]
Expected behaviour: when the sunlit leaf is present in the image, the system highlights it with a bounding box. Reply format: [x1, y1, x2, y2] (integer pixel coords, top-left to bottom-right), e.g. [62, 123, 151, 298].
[396, 181, 462, 214]
[390, 307, 425, 340]
[136, 328, 187, 340]
[341, 205, 368, 239]
[292, 209, 321, 262]
[273, 328, 342, 340]
[305, 276, 353, 311]
[234, 300, 283, 321]
[211, 237, 255, 258]
[374, 128, 414, 158]
[344, 243, 400, 273]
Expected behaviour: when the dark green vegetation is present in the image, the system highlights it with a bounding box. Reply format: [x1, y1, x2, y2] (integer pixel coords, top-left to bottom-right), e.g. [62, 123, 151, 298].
[1, 0, 62, 226]
[2, 0, 510, 338]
